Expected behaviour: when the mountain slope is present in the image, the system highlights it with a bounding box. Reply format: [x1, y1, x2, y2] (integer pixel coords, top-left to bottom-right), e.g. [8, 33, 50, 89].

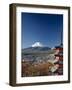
[22, 47, 51, 53]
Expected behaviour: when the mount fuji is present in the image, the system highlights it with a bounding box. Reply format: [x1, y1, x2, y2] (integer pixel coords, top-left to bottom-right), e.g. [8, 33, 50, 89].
[22, 42, 51, 53]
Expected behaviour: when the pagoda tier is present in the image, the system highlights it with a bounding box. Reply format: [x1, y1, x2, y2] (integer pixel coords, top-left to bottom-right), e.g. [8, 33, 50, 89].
[54, 60, 63, 64]
[55, 55, 63, 61]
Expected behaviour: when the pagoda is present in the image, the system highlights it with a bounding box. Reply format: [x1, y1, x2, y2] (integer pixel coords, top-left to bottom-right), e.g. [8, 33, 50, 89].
[54, 31, 63, 75]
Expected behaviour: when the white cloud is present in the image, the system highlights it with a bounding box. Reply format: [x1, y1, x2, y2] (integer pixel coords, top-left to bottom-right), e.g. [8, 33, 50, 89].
[32, 42, 43, 47]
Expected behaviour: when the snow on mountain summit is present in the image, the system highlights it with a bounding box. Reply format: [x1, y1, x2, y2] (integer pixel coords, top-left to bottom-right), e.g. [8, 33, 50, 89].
[32, 42, 43, 47]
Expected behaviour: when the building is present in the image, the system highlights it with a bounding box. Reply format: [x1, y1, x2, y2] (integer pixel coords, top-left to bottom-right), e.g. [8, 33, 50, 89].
[54, 45, 63, 75]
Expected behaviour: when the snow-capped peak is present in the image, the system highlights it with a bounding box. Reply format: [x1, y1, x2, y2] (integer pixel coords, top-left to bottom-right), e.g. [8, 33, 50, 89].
[32, 42, 43, 47]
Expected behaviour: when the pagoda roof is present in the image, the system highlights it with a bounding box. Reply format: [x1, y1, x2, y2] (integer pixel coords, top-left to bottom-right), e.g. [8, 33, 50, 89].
[55, 44, 63, 49]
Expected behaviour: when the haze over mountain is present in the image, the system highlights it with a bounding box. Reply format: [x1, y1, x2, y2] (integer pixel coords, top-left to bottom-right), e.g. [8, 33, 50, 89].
[23, 46, 51, 52]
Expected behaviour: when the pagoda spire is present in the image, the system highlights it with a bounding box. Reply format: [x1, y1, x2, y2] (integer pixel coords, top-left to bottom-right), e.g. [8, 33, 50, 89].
[60, 31, 63, 46]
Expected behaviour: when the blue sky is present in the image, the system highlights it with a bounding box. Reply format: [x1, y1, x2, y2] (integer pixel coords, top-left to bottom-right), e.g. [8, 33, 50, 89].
[21, 12, 63, 49]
